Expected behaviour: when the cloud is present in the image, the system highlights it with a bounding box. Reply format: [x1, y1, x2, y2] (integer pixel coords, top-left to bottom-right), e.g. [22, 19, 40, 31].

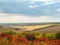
[28, 5, 39, 9]
[0, 13, 59, 23]
[30, 0, 49, 2]
[29, 0, 50, 4]
[0, 0, 60, 3]
[0, 0, 60, 16]
[29, 0, 60, 5]
[56, 8, 60, 12]
[0, 0, 29, 1]
[0, 10, 4, 12]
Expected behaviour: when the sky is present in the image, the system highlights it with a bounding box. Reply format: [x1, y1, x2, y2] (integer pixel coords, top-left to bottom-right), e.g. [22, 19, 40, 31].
[0, 0, 60, 23]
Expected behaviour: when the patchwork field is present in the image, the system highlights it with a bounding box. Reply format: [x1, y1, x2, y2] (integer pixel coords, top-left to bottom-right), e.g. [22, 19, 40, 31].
[0, 23, 60, 33]
[0, 23, 60, 45]
[18, 24, 52, 31]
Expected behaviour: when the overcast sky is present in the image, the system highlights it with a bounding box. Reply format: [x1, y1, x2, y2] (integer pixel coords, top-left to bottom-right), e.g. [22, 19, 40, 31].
[0, 0, 60, 23]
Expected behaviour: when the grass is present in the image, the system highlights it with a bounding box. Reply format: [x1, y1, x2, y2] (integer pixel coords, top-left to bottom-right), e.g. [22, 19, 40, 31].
[19, 24, 52, 31]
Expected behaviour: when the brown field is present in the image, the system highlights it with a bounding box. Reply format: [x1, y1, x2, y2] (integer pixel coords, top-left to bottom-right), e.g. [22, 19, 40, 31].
[33, 25, 60, 33]
[0, 24, 60, 33]
[18, 24, 52, 31]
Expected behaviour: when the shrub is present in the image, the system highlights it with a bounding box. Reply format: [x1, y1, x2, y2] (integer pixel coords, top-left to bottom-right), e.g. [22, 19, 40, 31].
[26, 33, 36, 41]
[55, 32, 60, 39]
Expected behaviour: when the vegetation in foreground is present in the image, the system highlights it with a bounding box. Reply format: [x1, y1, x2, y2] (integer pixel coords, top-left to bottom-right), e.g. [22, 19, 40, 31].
[0, 30, 60, 45]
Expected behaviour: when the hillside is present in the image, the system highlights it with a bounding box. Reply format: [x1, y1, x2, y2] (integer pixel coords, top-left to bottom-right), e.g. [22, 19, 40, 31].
[33, 25, 60, 33]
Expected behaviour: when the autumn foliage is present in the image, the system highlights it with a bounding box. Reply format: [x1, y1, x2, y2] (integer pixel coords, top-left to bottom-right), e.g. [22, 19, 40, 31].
[0, 31, 60, 45]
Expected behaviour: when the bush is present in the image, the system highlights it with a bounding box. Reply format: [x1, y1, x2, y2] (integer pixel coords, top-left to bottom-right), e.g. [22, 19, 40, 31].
[26, 33, 36, 41]
[55, 32, 60, 39]
[3, 30, 16, 35]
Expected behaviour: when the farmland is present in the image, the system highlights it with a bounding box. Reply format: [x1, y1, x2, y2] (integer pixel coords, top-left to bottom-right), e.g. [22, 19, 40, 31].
[0, 23, 59, 32]
[16, 24, 52, 31]
[0, 23, 60, 45]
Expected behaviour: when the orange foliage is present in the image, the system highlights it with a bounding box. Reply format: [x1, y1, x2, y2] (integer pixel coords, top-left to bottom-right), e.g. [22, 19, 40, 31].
[0, 32, 60, 45]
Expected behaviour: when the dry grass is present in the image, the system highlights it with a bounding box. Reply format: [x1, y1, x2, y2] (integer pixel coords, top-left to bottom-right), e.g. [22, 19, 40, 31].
[19, 24, 52, 31]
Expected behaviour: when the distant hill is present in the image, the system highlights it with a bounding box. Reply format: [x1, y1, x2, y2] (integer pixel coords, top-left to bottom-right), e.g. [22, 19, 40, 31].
[0, 22, 60, 26]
